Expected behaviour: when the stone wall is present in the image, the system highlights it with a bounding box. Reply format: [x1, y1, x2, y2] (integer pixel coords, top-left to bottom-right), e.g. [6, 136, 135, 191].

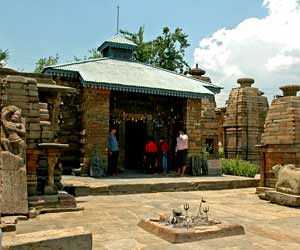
[81, 88, 110, 175]
[186, 97, 218, 158]
[0, 75, 40, 195]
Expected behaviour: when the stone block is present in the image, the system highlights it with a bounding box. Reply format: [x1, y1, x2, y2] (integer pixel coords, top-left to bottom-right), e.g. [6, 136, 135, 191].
[1, 151, 28, 214]
[2, 227, 92, 250]
[4, 75, 28, 83]
[29, 123, 41, 131]
[207, 159, 222, 176]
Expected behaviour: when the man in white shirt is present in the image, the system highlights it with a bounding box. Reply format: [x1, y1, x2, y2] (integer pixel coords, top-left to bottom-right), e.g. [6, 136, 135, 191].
[175, 129, 188, 176]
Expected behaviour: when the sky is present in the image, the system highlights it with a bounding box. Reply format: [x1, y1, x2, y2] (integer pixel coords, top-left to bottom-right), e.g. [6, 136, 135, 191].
[195, 0, 300, 105]
[0, 0, 289, 106]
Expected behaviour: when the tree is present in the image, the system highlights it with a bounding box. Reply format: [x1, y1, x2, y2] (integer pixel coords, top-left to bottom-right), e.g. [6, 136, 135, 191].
[73, 48, 102, 61]
[120, 26, 190, 73]
[120, 26, 152, 63]
[150, 27, 190, 73]
[0, 49, 9, 67]
[34, 54, 59, 73]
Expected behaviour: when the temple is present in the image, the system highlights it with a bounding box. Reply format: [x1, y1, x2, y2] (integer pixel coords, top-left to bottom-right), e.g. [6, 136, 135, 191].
[43, 35, 222, 175]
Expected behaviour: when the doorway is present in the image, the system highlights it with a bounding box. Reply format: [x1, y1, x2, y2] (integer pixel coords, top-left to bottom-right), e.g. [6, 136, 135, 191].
[125, 121, 147, 170]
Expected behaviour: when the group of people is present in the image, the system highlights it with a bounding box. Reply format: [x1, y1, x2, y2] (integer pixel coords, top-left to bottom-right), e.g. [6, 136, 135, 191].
[108, 128, 189, 177]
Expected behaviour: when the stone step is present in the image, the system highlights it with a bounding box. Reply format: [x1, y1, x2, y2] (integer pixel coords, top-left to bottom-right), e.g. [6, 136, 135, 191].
[2, 227, 92, 250]
[62, 176, 259, 197]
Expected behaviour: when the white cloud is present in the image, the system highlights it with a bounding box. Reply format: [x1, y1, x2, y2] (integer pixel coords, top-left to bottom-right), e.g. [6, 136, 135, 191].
[194, 0, 300, 106]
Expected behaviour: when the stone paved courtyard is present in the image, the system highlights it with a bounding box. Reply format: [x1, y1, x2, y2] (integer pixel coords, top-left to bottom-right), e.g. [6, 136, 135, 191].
[15, 188, 300, 250]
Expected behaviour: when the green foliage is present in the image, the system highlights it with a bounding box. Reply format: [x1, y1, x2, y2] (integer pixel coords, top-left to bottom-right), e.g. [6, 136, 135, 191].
[120, 26, 190, 73]
[120, 26, 152, 63]
[74, 48, 102, 62]
[218, 147, 224, 158]
[220, 157, 259, 178]
[200, 144, 211, 160]
[0, 49, 9, 67]
[34, 54, 59, 73]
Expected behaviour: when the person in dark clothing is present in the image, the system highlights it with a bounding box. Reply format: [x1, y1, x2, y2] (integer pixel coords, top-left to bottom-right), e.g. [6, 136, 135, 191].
[108, 128, 119, 176]
[144, 136, 158, 174]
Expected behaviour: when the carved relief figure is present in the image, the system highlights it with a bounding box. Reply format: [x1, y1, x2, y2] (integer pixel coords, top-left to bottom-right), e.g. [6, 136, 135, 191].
[0, 106, 26, 160]
[272, 164, 300, 195]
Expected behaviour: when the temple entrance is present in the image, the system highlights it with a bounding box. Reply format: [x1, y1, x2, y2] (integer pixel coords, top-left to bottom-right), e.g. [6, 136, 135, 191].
[125, 120, 147, 170]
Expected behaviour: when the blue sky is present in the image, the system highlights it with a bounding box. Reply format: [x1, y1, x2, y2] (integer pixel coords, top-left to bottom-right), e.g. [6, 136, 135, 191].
[0, 0, 267, 72]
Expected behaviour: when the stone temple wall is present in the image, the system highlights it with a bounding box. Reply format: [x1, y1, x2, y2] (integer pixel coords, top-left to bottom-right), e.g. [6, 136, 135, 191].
[186, 97, 218, 157]
[80, 88, 110, 176]
[0, 75, 40, 195]
[223, 78, 268, 164]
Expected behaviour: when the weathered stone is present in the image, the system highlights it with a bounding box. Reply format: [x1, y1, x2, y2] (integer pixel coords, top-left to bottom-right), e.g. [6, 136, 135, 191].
[2, 227, 92, 250]
[1, 151, 28, 214]
[272, 164, 300, 195]
[265, 191, 300, 207]
[207, 159, 222, 176]
[4, 75, 29, 83]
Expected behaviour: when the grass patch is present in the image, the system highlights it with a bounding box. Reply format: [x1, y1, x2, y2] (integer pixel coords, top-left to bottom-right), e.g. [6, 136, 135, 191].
[220, 158, 259, 178]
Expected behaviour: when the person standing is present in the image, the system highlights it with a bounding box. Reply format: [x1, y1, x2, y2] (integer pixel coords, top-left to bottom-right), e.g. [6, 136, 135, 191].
[144, 136, 158, 174]
[159, 137, 169, 174]
[108, 127, 119, 176]
[175, 129, 188, 176]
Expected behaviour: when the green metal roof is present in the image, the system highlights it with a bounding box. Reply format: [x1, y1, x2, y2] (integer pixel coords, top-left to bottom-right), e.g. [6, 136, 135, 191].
[98, 34, 137, 52]
[44, 58, 222, 99]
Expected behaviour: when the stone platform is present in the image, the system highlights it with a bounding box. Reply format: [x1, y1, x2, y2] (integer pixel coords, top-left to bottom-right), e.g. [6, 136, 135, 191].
[14, 188, 300, 250]
[264, 191, 300, 207]
[138, 219, 245, 244]
[28, 191, 83, 217]
[62, 174, 259, 196]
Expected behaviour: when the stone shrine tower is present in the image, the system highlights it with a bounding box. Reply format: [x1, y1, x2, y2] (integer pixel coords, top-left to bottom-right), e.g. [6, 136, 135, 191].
[223, 78, 268, 164]
[260, 85, 300, 187]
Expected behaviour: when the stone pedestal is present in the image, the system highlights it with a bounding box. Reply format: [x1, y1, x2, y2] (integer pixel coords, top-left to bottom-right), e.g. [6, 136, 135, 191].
[138, 219, 245, 244]
[1, 151, 28, 214]
[39, 143, 69, 195]
[264, 191, 300, 207]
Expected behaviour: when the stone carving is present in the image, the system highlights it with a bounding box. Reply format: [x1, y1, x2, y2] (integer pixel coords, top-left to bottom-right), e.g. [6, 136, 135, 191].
[1, 106, 26, 160]
[272, 164, 300, 195]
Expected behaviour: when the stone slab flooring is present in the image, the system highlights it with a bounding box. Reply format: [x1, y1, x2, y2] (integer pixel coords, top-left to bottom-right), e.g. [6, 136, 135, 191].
[15, 188, 300, 250]
[62, 174, 259, 196]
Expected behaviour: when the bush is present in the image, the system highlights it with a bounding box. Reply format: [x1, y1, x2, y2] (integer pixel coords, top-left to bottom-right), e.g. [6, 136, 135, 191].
[220, 158, 259, 178]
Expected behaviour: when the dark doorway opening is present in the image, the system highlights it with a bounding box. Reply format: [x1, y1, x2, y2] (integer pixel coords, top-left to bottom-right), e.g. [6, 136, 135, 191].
[125, 121, 147, 170]
[205, 138, 214, 154]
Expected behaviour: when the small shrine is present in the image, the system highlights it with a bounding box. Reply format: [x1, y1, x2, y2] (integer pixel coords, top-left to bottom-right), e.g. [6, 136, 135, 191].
[260, 85, 300, 187]
[223, 78, 268, 164]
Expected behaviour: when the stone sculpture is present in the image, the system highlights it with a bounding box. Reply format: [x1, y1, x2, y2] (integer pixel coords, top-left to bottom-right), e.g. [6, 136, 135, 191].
[272, 164, 300, 195]
[1, 106, 26, 160]
[261, 164, 300, 207]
